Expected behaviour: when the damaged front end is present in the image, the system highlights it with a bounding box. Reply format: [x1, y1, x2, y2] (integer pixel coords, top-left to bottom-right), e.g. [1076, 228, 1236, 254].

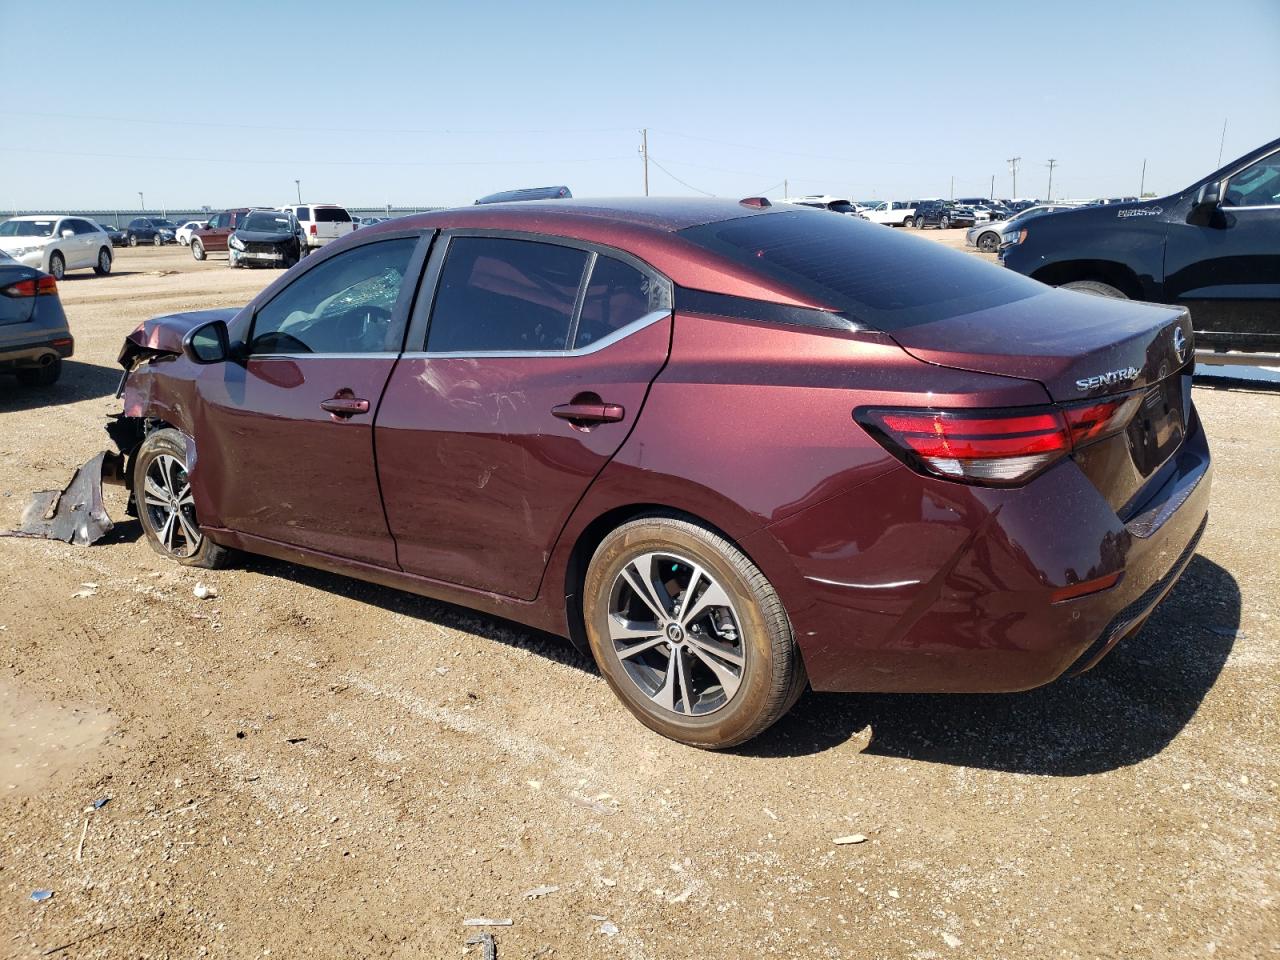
[5, 308, 235, 545]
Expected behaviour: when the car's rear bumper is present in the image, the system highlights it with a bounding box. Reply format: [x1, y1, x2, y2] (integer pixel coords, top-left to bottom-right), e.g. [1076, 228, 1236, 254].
[749, 412, 1213, 693]
[0, 334, 74, 366]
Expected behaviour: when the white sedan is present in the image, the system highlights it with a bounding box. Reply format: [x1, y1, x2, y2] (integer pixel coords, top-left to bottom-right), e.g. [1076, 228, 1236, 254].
[175, 220, 209, 246]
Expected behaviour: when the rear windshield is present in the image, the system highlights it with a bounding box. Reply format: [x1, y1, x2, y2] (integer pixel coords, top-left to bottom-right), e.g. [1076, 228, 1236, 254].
[679, 209, 1044, 330]
[315, 208, 351, 222]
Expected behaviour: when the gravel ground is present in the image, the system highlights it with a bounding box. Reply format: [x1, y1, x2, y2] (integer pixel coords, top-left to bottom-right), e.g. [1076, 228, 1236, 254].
[1, 239, 1277, 960]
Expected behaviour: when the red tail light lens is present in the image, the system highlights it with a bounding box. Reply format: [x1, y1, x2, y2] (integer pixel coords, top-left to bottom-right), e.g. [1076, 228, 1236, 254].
[2, 276, 58, 298]
[857, 395, 1139, 486]
[309, 223, 317, 235]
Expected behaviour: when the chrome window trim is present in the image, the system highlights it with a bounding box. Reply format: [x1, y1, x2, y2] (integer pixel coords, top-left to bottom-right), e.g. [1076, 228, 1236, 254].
[402, 308, 672, 360]
[240, 351, 402, 360]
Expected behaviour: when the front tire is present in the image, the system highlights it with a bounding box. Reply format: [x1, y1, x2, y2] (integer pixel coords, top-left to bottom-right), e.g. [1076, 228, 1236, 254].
[977, 231, 1000, 252]
[94, 247, 112, 275]
[128, 234, 138, 247]
[1062, 280, 1129, 299]
[191, 239, 206, 261]
[153, 233, 163, 247]
[133, 428, 231, 569]
[48, 251, 65, 280]
[583, 515, 805, 749]
[940, 215, 951, 229]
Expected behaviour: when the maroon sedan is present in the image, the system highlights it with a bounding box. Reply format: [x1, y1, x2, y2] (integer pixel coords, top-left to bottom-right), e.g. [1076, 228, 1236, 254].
[111, 198, 1211, 748]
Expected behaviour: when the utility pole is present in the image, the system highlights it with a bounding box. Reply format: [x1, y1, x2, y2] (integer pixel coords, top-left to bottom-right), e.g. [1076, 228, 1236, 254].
[639, 128, 649, 197]
[1217, 118, 1228, 167]
[1139, 158, 1147, 196]
[990, 174, 995, 201]
[137, 191, 144, 212]
[949, 175, 954, 200]
[1046, 159, 1057, 201]
[295, 179, 302, 204]
[783, 178, 788, 198]
[1007, 157, 1021, 199]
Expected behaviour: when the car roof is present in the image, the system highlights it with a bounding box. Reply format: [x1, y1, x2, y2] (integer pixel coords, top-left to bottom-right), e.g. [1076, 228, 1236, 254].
[403, 197, 781, 233]
[6, 214, 68, 220]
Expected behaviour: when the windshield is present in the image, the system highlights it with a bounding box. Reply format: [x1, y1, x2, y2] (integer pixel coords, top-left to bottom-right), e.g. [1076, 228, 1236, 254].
[680, 209, 1044, 331]
[828, 201, 858, 214]
[243, 212, 293, 232]
[151, 219, 177, 229]
[0, 219, 55, 237]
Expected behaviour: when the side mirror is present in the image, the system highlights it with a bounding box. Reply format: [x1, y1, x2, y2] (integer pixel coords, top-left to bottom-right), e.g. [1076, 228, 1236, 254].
[183, 319, 230, 365]
[61, 229, 75, 239]
[1187, 180, 1223, 226]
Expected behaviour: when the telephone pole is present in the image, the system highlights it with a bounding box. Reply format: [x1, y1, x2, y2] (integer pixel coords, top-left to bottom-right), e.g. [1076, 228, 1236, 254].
[949, 175, 954, 200]
[1139, 158, 1147, 196]
[1046, 159, 1057, 201]
[990, 174, 995, 201]
[783, 178, 788, 198]
[639, 128, 649, 197]
[1007, 157, 1021, 198]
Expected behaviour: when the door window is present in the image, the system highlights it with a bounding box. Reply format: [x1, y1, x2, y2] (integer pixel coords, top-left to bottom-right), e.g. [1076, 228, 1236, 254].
[1223, 152, 1280, 208]
[70, 219, 98, 234]
[248, 238, 418, 355]
[574, 255, 670, 349]
[426, 237, 589, 353]
[295, 206, 311, 221]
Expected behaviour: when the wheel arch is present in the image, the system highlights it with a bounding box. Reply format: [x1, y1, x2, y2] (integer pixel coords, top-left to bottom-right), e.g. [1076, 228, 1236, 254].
[1031, 259, 1145, 299]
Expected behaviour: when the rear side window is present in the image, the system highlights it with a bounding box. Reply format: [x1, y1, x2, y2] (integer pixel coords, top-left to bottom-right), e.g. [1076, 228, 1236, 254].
[427, 237, 588, 353]
[315, 208, 351, 222]
[680, 210, 1043, 330]
[575, 255, 669, 349]
[295, 206, 310, 221]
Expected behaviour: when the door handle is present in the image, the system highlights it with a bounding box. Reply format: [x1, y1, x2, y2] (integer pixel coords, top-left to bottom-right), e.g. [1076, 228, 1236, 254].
[552, 401, 625, 424]
[320, 395, 370, 418]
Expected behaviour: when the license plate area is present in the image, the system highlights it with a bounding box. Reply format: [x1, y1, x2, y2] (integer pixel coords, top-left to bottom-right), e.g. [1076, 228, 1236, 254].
[1126, 375, 1186, 477]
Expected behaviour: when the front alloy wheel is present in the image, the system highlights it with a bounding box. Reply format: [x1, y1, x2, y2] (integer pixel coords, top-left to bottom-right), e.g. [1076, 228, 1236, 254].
[133, 428, 230, 568]
[584, 515, 805, 749]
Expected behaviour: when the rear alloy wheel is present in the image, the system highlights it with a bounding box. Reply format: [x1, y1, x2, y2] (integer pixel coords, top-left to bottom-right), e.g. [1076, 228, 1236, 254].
[1062, 280, 1129, 299]
[978, 231, 1000, 252]
[133, 428, 230, 569]
[94, 247, 112, 275]
[48, 252, 65, 280]
[128, 234, 138, 247]
[584, 515, 805, 749]
[191, 239, 206, 261]
[153, 233, 163, 246]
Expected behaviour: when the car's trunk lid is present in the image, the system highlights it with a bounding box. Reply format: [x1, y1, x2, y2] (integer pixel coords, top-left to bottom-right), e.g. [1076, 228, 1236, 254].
[887, 287, 1193, 402]
[889, 288, 1196, 515]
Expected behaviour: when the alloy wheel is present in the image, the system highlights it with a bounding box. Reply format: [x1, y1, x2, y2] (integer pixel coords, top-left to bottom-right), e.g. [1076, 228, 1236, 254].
[607, 551, 746, 716]
[142, 454, 202, 558]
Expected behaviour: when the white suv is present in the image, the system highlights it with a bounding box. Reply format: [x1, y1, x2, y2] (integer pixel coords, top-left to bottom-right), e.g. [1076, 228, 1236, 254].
[0, 215, 113, 279]
[278, 204, 355, 254]
[864, 201, 918, 227]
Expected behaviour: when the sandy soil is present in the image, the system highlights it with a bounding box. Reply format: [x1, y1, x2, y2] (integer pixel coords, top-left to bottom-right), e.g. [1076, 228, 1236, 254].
[1, 239, 1277, 959]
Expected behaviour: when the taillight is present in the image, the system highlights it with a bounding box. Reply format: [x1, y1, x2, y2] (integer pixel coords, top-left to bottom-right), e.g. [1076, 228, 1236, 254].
[309, 223, 317, 235]
[856, 395, 1139, 486]
[2, 275, 58, 298]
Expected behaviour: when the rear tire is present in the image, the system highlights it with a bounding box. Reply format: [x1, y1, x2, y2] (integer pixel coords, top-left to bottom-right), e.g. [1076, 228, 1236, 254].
[94, 247, 112, 275]
[583, 514, 806, 749]
[1062, 280, 1129, 299]
[901, 216, 914, 228]
[128, 234, 138, 247]
[191, 239, 206, 261]
[153, 233, 163, 247]
[16, 357, 61, 387]
[132, 428, 232, 569]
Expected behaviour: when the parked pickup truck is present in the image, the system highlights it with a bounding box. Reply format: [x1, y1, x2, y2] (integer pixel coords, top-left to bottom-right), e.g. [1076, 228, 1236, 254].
[1001, 137, 1280, 358]
[189, 209, 256, 261]
[864, 201, 917, 227]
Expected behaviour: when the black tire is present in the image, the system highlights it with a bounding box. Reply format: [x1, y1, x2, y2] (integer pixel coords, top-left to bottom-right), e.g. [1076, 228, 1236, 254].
[153, 233, 163, 247]
[132, 428, 232, 569]
[977, 231, 1000, 252]
[47, 251, 65, 280]
[1062, 280, 1129, 299]
[191, 239, 206, 261]
[583, 514, 806, 749]
[940, 215, 951, 229]
[15, 357, 61, 387]
[94, 247, 113, 275]
[902, 216, 914, 228]
[128, 234, 138, 247]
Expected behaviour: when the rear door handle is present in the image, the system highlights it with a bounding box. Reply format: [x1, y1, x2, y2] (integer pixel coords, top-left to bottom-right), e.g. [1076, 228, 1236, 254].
[320, 396, 370, 418]
[552, 402, 625, 424]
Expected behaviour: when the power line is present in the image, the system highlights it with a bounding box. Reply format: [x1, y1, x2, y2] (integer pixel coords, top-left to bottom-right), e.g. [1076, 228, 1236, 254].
[646, 156, 717, 197]
[0, 146, 635, 169]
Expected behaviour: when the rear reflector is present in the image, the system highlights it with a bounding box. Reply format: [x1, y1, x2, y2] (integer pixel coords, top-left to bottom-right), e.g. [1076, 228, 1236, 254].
[1050, 571, 1123, 603]
[857, 395, 1140, 486]
[2, 276, 58, 298]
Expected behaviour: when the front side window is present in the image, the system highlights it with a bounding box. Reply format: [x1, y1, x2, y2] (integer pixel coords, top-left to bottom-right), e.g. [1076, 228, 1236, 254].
[575, 255, 669, 349]
[426, 237, 588, 353]
[248, 238, 417, 355]
[1224, 152, 1280, 208]
[71, 219, 98, 234]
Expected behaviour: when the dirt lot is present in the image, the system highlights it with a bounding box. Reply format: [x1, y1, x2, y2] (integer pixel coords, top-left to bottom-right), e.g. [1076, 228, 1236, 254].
[1, 237, 1277, 960]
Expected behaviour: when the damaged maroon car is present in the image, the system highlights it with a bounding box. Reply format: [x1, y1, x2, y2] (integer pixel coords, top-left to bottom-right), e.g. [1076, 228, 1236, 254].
[91, 198, 1210, 748]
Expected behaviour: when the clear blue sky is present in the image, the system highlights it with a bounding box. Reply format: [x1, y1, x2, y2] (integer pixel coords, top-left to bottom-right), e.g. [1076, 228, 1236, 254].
[3, 0, 1278, 211]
